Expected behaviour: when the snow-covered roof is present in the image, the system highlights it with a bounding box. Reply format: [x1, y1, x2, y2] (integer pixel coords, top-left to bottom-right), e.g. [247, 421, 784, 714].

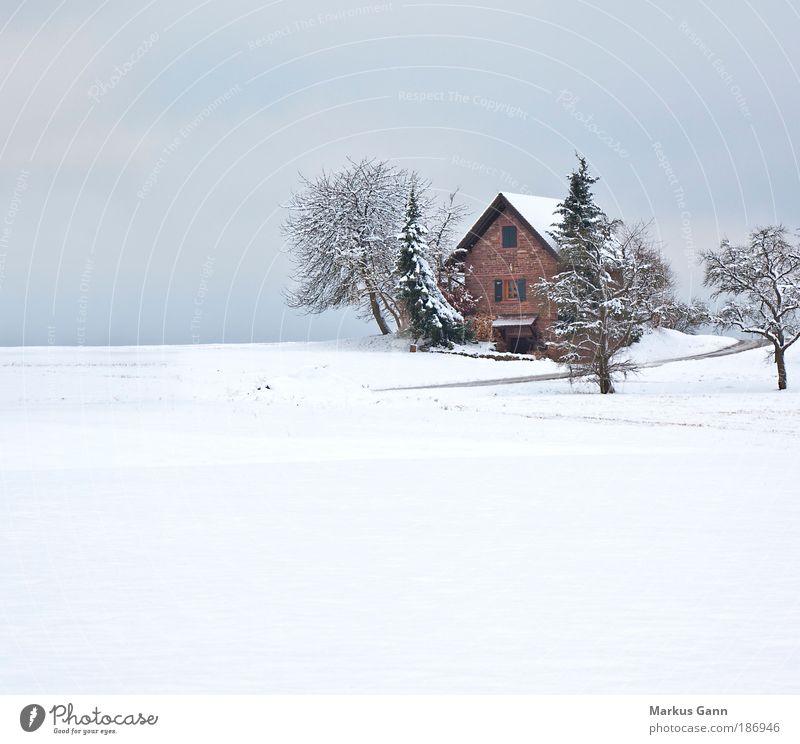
[492, 316, 537, 327]
[499, 193, 562, 252]
[454, 192, 563, 257]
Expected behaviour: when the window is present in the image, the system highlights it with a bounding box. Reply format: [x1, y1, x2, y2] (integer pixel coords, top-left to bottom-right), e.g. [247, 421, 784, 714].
[501, 225, 518, 248]
[494, 278, 527, 302]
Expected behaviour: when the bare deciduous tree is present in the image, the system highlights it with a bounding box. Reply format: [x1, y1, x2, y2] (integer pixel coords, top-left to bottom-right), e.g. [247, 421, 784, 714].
[702, 226, 800, 390]
[538, 221, 676, 393]
[651, 298, 709, 333]
[282, 158, 464, 334]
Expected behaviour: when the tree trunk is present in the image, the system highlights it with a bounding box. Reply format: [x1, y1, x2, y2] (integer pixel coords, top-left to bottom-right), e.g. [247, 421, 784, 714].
[775, 344, 787, 390]
[597, 327, 614, 394]
[378, 291, 402, 330]
[369, 291, 391, 335]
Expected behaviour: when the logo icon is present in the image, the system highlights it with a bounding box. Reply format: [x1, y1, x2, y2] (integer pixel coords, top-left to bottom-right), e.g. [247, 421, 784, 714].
[20, 704, 45, 732]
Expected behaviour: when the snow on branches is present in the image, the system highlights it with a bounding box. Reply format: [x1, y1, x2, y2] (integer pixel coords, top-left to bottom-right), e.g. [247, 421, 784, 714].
[537, 156, 676, 393]
[282, 158, 466, 335]
[538, 221, 673, 392]
[703, 226, 800, 390]
[282, 158, 407, 334]
[396, 186, 468, 348]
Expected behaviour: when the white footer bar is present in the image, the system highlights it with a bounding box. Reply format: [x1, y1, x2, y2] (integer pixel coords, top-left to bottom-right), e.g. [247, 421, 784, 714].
[2, 695, 797, 743]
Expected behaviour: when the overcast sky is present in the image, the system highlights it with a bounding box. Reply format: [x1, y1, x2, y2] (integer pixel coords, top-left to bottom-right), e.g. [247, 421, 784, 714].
[0, 0, 797, 345]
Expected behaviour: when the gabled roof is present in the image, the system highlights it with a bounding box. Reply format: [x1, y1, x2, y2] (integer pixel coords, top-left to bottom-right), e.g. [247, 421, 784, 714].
[455, 192, 562, 258]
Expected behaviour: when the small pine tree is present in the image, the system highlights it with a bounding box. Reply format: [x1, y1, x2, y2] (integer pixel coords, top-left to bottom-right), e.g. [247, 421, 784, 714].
[397, 186, 469, 348]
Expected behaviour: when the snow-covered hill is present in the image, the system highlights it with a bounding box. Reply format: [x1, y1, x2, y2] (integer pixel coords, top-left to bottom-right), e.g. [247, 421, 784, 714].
[0, 328, 736, 406]
[1, 330, 798, 694]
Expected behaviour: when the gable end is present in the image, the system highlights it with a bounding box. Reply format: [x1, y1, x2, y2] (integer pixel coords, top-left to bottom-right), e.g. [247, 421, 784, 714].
[454, 193, 561, 261]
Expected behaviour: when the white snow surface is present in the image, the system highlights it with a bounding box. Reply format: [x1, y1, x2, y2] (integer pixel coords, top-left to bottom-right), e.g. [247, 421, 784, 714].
[621, 326, 738, 363]
[491, 316, 537, 327]
[500, 192, 562, 251]
[2, 330, 798, 693]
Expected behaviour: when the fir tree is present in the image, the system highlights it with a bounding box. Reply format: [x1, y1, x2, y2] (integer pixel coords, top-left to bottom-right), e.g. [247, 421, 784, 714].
[537, 156, 673, 393]
[282, 158, 466, 335]
[397, 186, 468, 348]
[550, 153, 606, 272]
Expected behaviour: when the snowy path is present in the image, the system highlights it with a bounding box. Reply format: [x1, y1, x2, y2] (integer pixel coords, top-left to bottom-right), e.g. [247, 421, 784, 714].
[376, 338, 766, 391]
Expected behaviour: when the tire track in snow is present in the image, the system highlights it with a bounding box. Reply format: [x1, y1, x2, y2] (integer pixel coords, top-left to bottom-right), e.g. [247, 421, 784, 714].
[374, 338, 768, 391]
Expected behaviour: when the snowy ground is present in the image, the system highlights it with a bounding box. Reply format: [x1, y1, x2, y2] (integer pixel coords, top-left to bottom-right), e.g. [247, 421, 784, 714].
[2, 330, 798, 693]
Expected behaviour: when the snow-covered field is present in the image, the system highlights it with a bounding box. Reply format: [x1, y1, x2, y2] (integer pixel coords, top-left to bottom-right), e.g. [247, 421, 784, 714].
[2, 330, 798, 693]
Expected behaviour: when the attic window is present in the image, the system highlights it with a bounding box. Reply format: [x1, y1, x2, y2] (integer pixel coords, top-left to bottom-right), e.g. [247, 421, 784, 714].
[501, 225, 518, 248]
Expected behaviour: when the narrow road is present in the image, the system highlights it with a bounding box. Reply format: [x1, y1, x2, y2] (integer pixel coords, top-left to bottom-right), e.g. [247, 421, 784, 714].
[375, 338, 767, 392]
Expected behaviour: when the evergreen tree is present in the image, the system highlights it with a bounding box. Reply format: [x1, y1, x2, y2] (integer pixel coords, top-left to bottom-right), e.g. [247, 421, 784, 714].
[537, 157, 672, 393]
[397, 186, 468, 348]
[282, 158, 466, 335]
[550, 154, 606, 273]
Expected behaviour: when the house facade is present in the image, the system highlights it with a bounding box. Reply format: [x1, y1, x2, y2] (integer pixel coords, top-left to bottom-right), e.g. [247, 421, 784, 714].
[455, 192, 562, 353]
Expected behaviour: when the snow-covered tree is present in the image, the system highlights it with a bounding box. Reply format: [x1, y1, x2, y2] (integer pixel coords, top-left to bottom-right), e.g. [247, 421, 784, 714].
[652, 297, 709, 333]
[423, 189, 476, 316]
[396, 186, 468, 348]
[550, 154, 606, 263]
[282, 158, 465, 334]
[283, 158, 406, 334]
[423, 188, 469, 276]
[537, 157, 675, 393]
[702, 226, 800, 390]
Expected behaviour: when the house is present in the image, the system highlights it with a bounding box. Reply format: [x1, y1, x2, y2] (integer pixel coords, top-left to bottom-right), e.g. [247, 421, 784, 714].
[454, 192, 563, 353]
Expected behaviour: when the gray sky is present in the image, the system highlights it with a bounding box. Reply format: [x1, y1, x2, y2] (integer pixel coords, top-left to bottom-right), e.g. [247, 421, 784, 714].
[1, 0, 797, 345]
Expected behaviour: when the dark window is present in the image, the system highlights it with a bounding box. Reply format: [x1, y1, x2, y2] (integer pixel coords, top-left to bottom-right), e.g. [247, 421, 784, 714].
[494, 279, 503, 302]
[501, 225, 518, 248]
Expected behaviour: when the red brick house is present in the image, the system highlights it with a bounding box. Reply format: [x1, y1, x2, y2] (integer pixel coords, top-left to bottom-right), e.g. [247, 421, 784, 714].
[455, 192, 563, 353]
